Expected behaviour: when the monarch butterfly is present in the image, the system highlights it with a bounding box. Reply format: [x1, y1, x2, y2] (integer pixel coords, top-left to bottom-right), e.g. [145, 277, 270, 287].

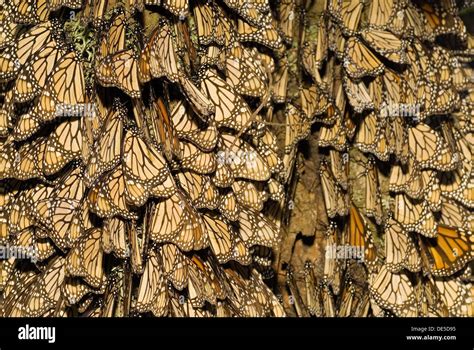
[202, 253, 233, 301]
[231, 180, 267, 212]
[66, 227, 104, 288]
[416, 0, 465, 38]
[278, 0, 296, 44]
[323, 222, 344, 296]
[320, 281, 336, 317]
[268, 60, 287, 104]
[43, 118, 83, 176]
[451, 58, 469, 91]
[1, 38, 45, 83]
[96, 49, 141, 98]
[364, 158, 383, 225]
[21, 51, 86, 129]
[0, 182, 18, 240]
[327, 18, 346, 60]
[320, 160, 348, 218]
[215, 301, 234, 317]
[0, 93, 14, 138]
[135, 250, 168, 315]
[337, 279, 357, 317]
[218, 133, 271, 182]
[145, 0, 189, 17]
[102, 217, 130, 259]
[0, 258, 16, 293]
[366, 0, 404, 33]
[13, 42, 65, 103]
[200, 69, 252, 130]
[360, 28, 407, 64]
[85, 104, 125, 185]
[0, 140, 16, 179]
[420, 82, 459, 120]
[186, 256, 216, 308]
[328, 149, 348, 190]
[8, 191, 34, 235]
[21, 183, 53, 227]
[159, 243, 188, 291]
[283, 265, 308, 316]
[300, 84, 331, 120]
[193, 0, 228, 46]
[83, 0, 109, 27]
[302, 262, 323, 316]
[215, 191, 238, 221]
[0, 13, 17, 49]
[1, 265, 37, 316]
[345, 205, 377, 267]
[419, 224, 473, 277]
[314, 14, 329, 69]
[88, 166, 138, 219]
[284, 104, 311, 154]
[323, 62, 346, 114]
[52, 165, 86, 201]
[62, 277, 94, 308]
[123, 129, 170, 188]
[251, 245, 273, 268]
[225, 44, 267, 98]
[389, 158, 425, 199]
[369, 265, 417, 317]
[34, 197, 82, 250]
[387, 118, 409, 164]
[248, 269, 284, 316]
[175, 171, 217, 210]
[343, 75, 374, 113]
[382, 68, 402, 106]
[401, 2, 432, 40]
[319, 114, 348, 151]
[171, 101, 218, 152]
[99, 273, 120, 317]
[211, 161, 234, 188]
[148, 92, 181, 162]
[394, 193, 437, 238]
[177, 140, 216, 175]
[100, 10, 126, 56]
[384, 217, 422, 273]
[22, 256, 66, 316]
[439, 198, 471, 232]
[167, 289, 187, 316]
[328, 0, 363, 36]
[433, 277, 472, 316]
[238, 209, 279, 248]
[408, 123, 458, 172]
[139, 20, 180, 85]
[254, 138, 282, 175]
[439, 131, 473, 208]
[344, 37, 384, 79]
[427, 47, 453, 87]
[351, 282, 371, 317]
[222, 0, 262, 27]
[237, 17, 283, 51]
[202, 213, 251, 265]
[178, 74, 215, 118]
[93, 12, 134, 92]
[415, 278, 449, 317]
[353, 113, 389, 161]
[3, 0, 44, 24]
[148, 191, 208, 251]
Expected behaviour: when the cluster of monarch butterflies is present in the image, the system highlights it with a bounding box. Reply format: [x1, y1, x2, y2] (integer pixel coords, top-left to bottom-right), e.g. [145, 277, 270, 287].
[0, 0, 472, 318]
[0, 0, 288, 317]
[283, 0, 474, 317]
